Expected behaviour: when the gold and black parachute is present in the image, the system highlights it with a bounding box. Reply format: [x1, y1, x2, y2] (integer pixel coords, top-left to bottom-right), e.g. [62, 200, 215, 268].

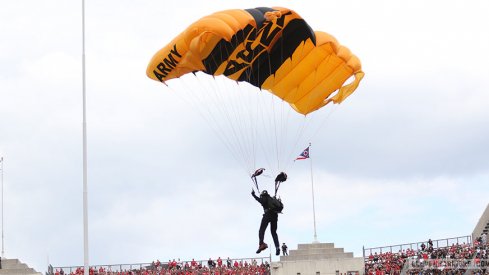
[146, 7, 364, 115]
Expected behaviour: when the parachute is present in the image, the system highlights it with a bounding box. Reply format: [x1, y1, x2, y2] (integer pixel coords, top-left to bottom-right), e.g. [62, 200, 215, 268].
[146, 7, 364, 115]
[146, 7, 364, 178]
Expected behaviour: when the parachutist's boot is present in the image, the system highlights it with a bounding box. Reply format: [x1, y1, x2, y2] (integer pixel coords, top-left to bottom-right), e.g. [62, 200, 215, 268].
[256, 243, 268, 254]
[276, 247, 280, 256]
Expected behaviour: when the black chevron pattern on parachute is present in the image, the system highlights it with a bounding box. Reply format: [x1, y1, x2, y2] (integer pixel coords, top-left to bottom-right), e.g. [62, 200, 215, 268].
[202, 7, 273, 75]
[202, 25, 254, 75]
[201, 8, 316, 89]
[240, 17, 316, 88]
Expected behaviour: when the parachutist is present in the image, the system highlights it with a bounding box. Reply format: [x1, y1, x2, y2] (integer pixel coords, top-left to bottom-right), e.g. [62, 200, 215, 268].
[252, 188, 282, 256]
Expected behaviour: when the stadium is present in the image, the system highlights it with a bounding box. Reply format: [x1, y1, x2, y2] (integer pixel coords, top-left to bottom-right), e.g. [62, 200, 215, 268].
[1, 203, 487, 274]
[2, 1, 489, 275]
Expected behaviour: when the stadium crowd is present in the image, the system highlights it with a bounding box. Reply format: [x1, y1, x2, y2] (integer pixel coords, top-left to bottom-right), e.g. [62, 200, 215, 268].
[365, 233, 488, 275]
[52, 257, 270, 275]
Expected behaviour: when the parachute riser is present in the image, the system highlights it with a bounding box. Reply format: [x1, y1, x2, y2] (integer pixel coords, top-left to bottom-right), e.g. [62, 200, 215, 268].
[274, 171, 287, 196]
[251, 169, 287, 197]
[274, 181, 281, 197]
[251, 168, 266, 193]
[251, 176, 260, 193]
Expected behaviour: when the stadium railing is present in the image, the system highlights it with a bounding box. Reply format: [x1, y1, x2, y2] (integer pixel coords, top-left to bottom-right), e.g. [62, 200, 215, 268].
[362, 235, 472, 258]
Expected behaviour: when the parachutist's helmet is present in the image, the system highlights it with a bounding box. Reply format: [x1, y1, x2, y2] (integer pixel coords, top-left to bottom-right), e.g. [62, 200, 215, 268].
[261, 190, 268, 197]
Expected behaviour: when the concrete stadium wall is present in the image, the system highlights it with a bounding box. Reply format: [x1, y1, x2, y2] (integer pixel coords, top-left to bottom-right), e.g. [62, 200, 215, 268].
[0, 258, 42, 275]
[272, 257, 364, 275]
[271, 243, 364, 275]
[472, 203, 489, 241]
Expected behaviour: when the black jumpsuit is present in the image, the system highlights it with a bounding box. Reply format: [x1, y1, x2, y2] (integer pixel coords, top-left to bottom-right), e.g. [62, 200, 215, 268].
[252, 193, 279, 249]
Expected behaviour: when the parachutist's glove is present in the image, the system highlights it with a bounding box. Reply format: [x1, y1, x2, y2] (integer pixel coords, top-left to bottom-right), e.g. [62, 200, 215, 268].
[251, 190, 255, 196]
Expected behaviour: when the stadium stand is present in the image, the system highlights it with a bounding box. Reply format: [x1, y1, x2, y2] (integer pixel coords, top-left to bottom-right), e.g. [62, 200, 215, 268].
[51, 257, 271, 275]
[362, 204, 489, 275]
[363, 236, 489, 274]
[46, 204, 489, 275]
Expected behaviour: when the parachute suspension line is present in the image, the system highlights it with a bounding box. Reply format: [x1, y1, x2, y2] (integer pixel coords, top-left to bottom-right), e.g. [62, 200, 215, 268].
[274, 73, 293, 172]
[212, 77, 256, 176]
[274, 34, 286, 172]
[246, 81, 260, 172]
[267, 54, 281, 172]
[167, 73, 251, 177]
[270, 38, 310, 173]
[211, 76, 255, 174]
[236, 36, 276, 175]
[251, 85, 260, 172]
[197, 40, 259, 175]
[165, 76, 236, 168]
[220, 80, 249, 166]
[276, 37, 290, 173]
[234, 80, 257, 173]
[229, 44, 262, 174]
[275, 44, 292, 172]
[235, 34, 260, 173]
[256, 87, 278, 174]
[284, 116, 310, 171]
[254, 47, 282, 175]
[226, 38, 260, 175]
[252, 91, 273, 174]
[279, 98, 293, 170]
[204, 47, 250, 172]
[283, 104, 338, 172]
[233, 36, 266, 174]
[249, 35, 296, 176]
[310, 103, 339, 141]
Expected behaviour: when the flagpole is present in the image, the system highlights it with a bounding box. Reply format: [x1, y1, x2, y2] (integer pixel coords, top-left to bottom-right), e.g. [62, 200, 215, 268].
[1, 157, 4, 257]
[309, 143, 318, 243]
[82, 0, 89, 275]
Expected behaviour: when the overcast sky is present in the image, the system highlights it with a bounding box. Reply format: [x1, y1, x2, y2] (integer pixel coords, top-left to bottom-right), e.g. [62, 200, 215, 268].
[1, 0, 489, 273]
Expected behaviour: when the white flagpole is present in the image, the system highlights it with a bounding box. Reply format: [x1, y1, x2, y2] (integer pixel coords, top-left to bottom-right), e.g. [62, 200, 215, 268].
[1, 157, 4, 257]
[82, 0, 89, 274]
[309, 143, 319, 243]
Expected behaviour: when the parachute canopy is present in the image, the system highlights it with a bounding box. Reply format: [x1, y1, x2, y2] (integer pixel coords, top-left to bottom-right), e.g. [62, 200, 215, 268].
[146, 7, 364, 115]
